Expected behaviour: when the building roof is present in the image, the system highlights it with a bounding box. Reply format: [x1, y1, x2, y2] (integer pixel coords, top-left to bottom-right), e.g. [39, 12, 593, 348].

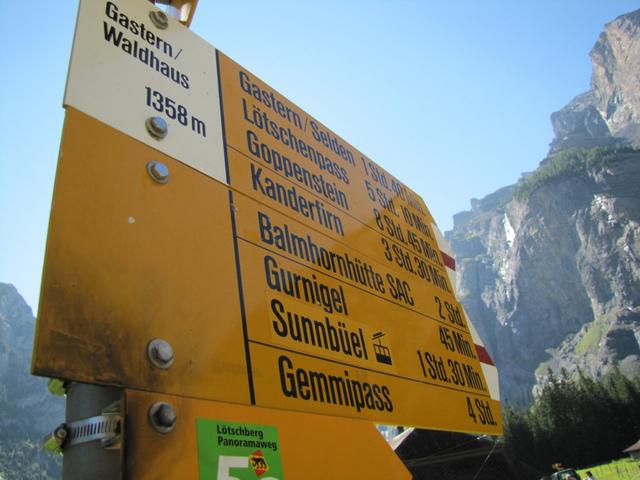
[623, 439, 640, 453]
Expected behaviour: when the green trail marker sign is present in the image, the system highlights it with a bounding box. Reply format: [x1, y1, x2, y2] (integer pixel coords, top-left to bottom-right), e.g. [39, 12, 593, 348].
[197, 420, 284, 480]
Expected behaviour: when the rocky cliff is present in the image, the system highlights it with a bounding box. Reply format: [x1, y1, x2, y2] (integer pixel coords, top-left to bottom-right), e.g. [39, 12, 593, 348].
[0, 283, 63, 479]
[447, 10, 640, 405]
[550, 10, 640, 153]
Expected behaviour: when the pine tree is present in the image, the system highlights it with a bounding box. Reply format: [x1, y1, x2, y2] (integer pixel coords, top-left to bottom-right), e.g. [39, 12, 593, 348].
[502, 371, 640, 475]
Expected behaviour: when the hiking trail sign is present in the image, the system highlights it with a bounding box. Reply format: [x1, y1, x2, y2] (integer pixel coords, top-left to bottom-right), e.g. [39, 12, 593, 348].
[33, 0, 501, 436]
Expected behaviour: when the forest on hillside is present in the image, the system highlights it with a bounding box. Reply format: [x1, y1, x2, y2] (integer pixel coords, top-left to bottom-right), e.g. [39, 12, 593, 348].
[504, 369, 640, 475]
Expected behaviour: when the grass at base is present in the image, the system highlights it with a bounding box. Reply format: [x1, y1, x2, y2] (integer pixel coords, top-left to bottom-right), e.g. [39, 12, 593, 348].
[577, 458, 640, 480]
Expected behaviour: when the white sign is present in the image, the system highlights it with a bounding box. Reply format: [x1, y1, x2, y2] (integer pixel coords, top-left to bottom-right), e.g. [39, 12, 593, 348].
[64, 0, 226, 184]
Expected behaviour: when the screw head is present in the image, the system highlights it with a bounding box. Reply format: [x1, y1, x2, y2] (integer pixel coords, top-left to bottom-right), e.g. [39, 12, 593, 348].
[147, 338, 175, 369]
[149, 10, 169, 30]
[147, 160, 170, 184]
[148, 402, 177, 433]
[54, 425, 68, 442]
[145, 116, 168, 140]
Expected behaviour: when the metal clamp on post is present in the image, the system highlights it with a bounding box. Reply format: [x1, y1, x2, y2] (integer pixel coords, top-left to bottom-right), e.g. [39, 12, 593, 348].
[42, 411, 120, 454]
[43, 405, 121, 454]
[66, 401, 122, 450]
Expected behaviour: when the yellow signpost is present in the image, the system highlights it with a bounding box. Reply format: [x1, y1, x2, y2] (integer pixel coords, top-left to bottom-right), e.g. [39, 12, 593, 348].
[125, 389, 411, 479]
[34, 109, 250, 405]
[32, 0, 501, 477]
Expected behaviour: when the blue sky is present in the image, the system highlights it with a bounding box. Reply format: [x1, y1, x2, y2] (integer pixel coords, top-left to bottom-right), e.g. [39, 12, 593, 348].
[1, 1, 638, 309]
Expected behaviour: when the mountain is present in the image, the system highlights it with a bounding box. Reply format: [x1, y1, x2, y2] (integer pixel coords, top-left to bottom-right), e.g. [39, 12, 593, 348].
[0, 283, 63, 479]
[446, 10, 640, 405]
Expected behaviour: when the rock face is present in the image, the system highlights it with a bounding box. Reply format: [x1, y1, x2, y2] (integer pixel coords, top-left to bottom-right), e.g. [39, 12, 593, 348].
[447, 10, 640, 405]
[549, 91, 615, 154]
[550, 10, 640, 153]
[0, 283, 63, 478]
[591, 10, 640, 146]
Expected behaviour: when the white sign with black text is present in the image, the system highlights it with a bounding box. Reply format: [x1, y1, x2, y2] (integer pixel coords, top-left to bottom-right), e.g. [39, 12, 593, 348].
[64, 0, 226, 183]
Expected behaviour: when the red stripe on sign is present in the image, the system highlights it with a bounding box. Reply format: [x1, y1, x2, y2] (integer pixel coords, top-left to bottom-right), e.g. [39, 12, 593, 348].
[475, 344, 494, 366]
[441, 251, 456, 270]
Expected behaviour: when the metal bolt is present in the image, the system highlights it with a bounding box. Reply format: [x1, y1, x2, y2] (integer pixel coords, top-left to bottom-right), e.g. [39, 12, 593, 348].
[149, 10, 169, 30]
[54, 425, 68, 443]
[148, 402, 177, 433]
[145, 116, 168, 140]
[147, 160, 170, 184]
[147, 338, 175, 369]
[43, 424, 68, 455]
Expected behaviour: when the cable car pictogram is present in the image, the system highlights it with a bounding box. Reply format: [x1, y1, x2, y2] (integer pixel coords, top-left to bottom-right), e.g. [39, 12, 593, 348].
[372, 332, 392, 365]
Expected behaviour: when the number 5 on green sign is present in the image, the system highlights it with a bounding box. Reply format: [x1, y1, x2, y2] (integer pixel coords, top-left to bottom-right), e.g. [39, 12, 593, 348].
[197, 419, 284, 479]
[218, 456, 278, 480]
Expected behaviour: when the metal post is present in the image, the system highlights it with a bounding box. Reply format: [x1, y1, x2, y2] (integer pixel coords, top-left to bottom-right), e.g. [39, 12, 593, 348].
[63, 383, 121, 479]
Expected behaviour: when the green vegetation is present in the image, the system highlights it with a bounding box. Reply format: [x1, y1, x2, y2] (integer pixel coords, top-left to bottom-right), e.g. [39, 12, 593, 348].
[535, 315, 612, 386]
[575, 317, 609, 355]
[514, 146, 638, 201]
[504, 368, 640, 477]
[0, 440, 59, 480]
[535, 361, 550, 377]
[577, 458, 640, 480]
